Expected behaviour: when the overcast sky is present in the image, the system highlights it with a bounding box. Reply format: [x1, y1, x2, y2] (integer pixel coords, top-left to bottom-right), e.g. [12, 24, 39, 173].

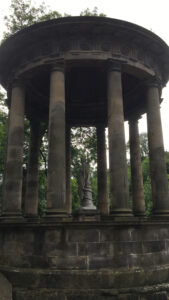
[0, 0, 169, 149]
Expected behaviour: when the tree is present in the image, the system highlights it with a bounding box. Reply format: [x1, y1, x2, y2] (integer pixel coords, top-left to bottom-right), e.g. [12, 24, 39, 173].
[3, 0, 61, 39]
[3, 1, 106, 40]
[80, 7, 106, 17]
[139, 132, 149, 161]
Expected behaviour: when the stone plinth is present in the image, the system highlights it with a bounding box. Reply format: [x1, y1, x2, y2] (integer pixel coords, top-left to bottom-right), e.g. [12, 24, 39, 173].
[0, 220, 169, 298]
[0, 273, 12, 300]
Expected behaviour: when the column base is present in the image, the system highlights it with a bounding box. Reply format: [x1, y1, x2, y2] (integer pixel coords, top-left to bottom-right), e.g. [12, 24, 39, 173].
[133, 211, 146, 217]
[44, 208, 69, 222]
[0, 211, 25, 223]
[25, 214, 40, 223]
[152, 209, 169, 218]
[110, 208, 133, 217]
[98, 202, 109, 215]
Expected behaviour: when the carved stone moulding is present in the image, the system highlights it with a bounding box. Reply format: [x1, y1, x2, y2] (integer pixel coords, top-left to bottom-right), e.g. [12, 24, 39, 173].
[0, 16, 169, 89]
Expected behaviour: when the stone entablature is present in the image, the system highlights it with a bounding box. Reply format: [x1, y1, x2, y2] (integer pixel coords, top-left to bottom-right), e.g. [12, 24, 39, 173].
[0, 17, 169, 88]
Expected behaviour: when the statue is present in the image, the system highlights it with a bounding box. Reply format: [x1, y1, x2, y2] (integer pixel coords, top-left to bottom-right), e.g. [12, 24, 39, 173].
[77, 158, 96, 210]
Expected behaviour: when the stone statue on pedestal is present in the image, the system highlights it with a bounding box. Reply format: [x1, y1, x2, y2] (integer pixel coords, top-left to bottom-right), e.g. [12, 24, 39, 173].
[78, 158, 96, 210]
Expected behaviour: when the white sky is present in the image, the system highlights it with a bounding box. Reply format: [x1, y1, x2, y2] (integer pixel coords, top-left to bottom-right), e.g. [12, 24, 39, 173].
[0, 0, 169, 149]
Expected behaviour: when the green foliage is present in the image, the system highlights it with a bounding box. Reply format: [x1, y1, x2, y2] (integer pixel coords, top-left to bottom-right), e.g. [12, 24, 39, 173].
[138, 134, 152, 215]
[138, 133, 153, 215]
[38, 131, 48, 215]
[80, 7, 106, 17]
[91, 172, 98, 206]
[3, 0, 62, 39]
[139, 132, 149, 161]
[23, 118, 30, 168]
[0, 93, 8, 206]
[127, 165, 132, 208]
[71, 178, 80, 211]
[142, 156, 150, 182]
[3, 1, 106, 41]
[165, 151, 169, 173]
[71, 127, 97, 178]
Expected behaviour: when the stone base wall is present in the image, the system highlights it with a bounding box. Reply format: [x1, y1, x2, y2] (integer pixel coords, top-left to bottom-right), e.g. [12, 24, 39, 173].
[1, 218, 169, 299]
[2, 267, 169, 299]
[12, 286, 169, 300]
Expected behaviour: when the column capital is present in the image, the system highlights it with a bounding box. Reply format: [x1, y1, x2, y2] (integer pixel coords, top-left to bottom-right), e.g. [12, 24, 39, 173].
[12, 78, 25, 89]
[144, 76, 162, 89]
[107, 59, 127, 72]
[128, 114, 142, 124]
[29, 118, 40, 130]
[96, 123, 105, 130]
[107, 59, 122, 72]
[51, 59, 65, 73]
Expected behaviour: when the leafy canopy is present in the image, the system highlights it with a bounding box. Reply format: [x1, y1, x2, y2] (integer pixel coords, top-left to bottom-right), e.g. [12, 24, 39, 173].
[3, 1, 106, 39]
[3, 0, 61, 38]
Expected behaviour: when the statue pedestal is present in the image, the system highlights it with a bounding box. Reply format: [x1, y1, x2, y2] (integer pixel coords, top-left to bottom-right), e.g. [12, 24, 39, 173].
[73, 208, 100, 222]
[81, 185, 96, 210]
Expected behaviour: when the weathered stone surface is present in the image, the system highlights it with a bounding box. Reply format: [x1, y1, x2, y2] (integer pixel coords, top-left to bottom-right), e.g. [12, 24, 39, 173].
[129, 117, 145, 215]
[1, 222, 169, 271]
[97, 125, 109, 215]
[1, 15, 169, 300]
[2, 84, 25, 216]
[0, 272, 12, 300]
[67, 229, 100, 242]
[144, 292, 168, 300]
[46, 66, 66, 214]
[13, 289, 66, 300]
[107, 63, 130, 215]
[25, 121, 42, 216]
[147, 84, 169, 214]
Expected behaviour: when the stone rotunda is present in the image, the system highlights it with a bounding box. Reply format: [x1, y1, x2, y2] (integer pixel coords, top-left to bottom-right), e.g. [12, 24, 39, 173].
[0, 16, 169, 299]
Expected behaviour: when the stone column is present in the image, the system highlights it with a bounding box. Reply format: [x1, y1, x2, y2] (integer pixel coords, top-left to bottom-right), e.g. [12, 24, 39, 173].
[97, 125, 109, 215]
[46, 63, 66, 216]
[146, 79, 169, 215]
[66, 125, 72, 214]
[2, 81, 25, 216]
[107, 60, 131, 216]
[129, 116, 145, 216]
[24, 121, 42, 217]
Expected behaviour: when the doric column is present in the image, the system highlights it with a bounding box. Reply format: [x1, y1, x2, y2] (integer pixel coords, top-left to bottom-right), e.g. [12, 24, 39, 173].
[24, 120, 42, 217]
[46, 63, 66, 216]
[2, 81, 25, 216]
[129, 116, 145, 216]
[146, 78, 169, 215]
[97, 125, 109, 215]
[66, 125, 72, 214]
[107, 60, 131, 216]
